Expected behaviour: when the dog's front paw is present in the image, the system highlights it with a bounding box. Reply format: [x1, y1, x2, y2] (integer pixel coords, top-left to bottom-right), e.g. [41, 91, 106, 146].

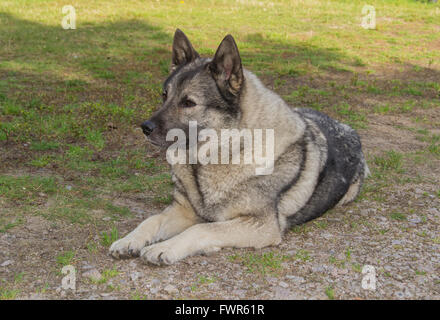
[109, 235, 148, 259]
[140, 242, 180, 265]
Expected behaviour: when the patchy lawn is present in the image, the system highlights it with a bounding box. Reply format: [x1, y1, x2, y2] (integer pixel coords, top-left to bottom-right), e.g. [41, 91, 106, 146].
[0, 0, 439, 299]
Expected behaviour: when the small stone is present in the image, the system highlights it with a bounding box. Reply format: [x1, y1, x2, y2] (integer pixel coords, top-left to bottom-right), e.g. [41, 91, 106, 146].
[100, 293, 112, 297]
[279, 281, 289, 288]
[82, 269, 102, 281]
[130, 272, 141, 282]
[312, 265, 325, 273]
[66, 185, 72, 191]
[265, 276, 277, 284]
[286, 275, 305, 284]
[81, 263, 95, 270]
[151, 278, 160, 286]
[150, 287, 160, 294]
[408, 215, 422, 224]
[164, 284, 178, 295]
[1, 260, 13, 267]
[200, 260, 208, 266]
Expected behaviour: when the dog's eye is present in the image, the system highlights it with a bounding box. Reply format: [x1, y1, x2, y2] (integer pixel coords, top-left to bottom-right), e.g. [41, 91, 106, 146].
[162, 91, 167, 102]
[181, 99, 196, 108]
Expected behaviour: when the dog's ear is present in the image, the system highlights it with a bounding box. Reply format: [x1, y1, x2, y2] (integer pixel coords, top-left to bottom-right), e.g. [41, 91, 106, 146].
[171, 29, 200, 73]
[209, 35, 244, 99]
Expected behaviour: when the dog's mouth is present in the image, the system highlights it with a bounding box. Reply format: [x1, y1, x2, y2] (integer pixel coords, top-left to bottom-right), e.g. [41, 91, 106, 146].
[145, 136, 167, 148]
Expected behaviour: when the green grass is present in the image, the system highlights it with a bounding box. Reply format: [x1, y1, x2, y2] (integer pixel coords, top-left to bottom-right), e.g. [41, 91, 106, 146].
[0, 217, 24, 233]
[30, 141, 60, 151]
[373, 150, 404, 173]
[333, 103, 367, 129]
[329, 255, 346, 269]
[198, 275, 217, 285]
[295, 249, 312, 262]
[56, 250, 76, 267]
[0, 287, 20, 300]
[131, 291, 147, 300]
[0, 0, 439, 233]
[358, 150, 412, 202]
[91, 266, 120, 285]
[14, 272, 25, 283]
[229, 252, 290, 276]
[390, 212, 407, 221]
[325, 286, 335, 300]
[0, 175, 58, 204]
[101, 226, 119, 247]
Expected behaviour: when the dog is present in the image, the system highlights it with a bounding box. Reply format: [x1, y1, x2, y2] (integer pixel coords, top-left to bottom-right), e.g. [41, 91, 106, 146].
[109, 29, 369, 265]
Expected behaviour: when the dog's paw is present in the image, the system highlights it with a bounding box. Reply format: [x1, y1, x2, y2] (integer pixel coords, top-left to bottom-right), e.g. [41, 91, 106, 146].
[139, 242, 180, 265]
[109, 235, 148, 259]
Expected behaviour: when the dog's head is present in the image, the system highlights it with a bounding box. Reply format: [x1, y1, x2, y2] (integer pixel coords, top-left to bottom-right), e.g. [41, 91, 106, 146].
[141, 29, 244, 148]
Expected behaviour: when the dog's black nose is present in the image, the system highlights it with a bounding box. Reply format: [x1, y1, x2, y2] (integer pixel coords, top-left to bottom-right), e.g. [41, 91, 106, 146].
[141, 120, 156, 136]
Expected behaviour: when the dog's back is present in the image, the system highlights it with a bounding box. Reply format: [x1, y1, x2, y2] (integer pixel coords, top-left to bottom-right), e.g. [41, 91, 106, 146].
[282, 108, 367, 226]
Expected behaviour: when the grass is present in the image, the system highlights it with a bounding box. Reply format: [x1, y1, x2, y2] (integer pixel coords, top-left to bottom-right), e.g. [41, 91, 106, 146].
[229, 252, 290, 276]
[295, 249, 312, 262]
[198, 275, 217, 285]
[390, 212, 407, 221]
[56, 250, 76, 267]
[333, 103, 367, 129]
[91, 266, 120, 285]
[101, 226, 119, 247]
[325, 286, 335, 300]
[0, 217, 24, 233]
[0, 175, 58, 204]
[373, 151, 404, 173]
[357, 150, 414, 203]
[0, 0, 438, 231]
[131, 291, 147, 300]
[0, 287, 20, 300]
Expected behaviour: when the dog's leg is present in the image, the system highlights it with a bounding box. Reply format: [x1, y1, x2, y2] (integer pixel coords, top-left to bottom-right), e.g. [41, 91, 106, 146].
[109, 201, 201, 259]
[140, 215, 281, 265]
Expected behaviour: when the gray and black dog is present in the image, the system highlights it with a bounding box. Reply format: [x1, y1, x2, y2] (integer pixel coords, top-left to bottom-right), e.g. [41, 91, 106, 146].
[109, 29, 369, 265]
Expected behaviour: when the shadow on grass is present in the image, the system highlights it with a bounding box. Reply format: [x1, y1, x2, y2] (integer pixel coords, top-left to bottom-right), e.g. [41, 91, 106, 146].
[0, 12, 171, 104]
[0, 12, 439, 148]
[0, 12, 371, 104]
